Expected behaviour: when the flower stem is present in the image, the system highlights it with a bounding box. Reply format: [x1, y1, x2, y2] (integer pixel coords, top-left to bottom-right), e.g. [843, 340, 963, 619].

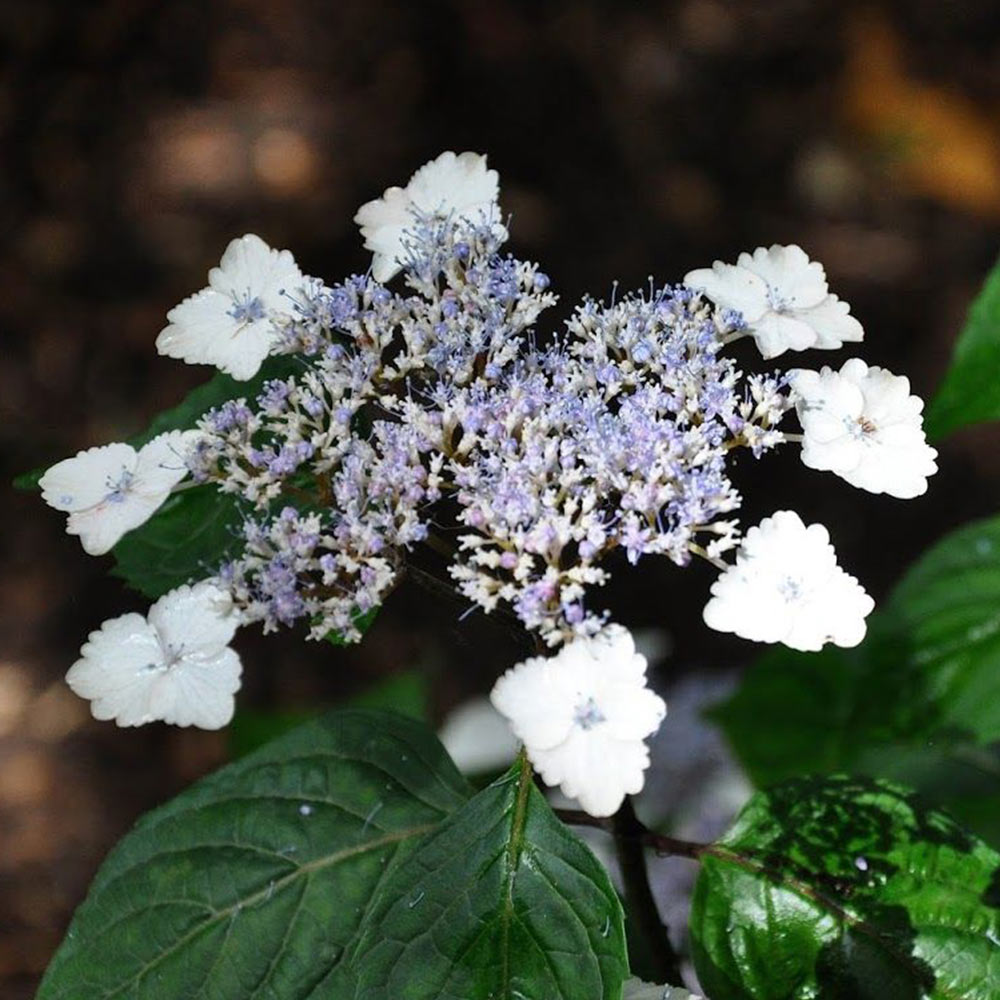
[555, 808, 708, 860]
[422, 530, 457, 558]
[687, 542, 729, 572]
[610, 797, 685, 985]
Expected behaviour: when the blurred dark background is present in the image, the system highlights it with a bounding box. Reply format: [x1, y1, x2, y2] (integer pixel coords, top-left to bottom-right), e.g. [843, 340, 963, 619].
[2, 1, 999, 994]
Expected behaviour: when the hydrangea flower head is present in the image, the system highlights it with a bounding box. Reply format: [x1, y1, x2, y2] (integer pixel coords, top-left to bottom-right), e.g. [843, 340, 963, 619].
[39, 430, 198, 555]
[702, 510, 874, 651]
[490, 625, 666, 816]
[43, 151, 937, 737]
[156, 234, 303, 381]
[354, 151, 501, 282]
[789, 359, 938, 498]
[684, 244, 863, 359]
[67, 582, 242, 728]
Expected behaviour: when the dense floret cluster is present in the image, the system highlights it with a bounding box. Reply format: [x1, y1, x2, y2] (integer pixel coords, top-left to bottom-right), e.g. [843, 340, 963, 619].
[180, 220, 798, 648]
[39, 151, 937, 814]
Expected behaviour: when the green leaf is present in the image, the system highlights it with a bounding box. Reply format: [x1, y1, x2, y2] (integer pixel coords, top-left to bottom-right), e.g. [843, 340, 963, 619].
[690, 775, 1000, 1000]
[856, 742, 1000, 849]
[713, 514, 1000, 842]
[39, 714, 627, 1000]
[228, 673, 429, 759]
[710, 628, 895, 785]
[710, 614, 933, 785]
[883, 515, 1000, 742]
[12, 465, 46, 491]
[345, 754, 629, 999]
[346, 670, 429, 722]
[37, 710, 472, 1000]
[109, 485, 244, 599]
[14, 355, 302, 491]
[925, 255, 1000, 440]
[228, 708, 318, 759]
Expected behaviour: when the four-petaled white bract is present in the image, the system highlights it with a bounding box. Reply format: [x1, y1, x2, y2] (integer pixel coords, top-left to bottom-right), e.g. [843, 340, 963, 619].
[703, 510, 874, 651]
[354, 151, 501, 282]
[39, 430, 199, 555]
[156, 233, 302, 381]
[684, 244, 863, 359]
[67, 582, 242, 729]
[789, 359, 938, 499]
[490, 625, 667, 817]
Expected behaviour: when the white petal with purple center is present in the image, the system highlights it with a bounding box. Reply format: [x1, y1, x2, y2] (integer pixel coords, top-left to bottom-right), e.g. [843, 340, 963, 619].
[490, 625, 666, 817]
[67, 581, 242, 729]
[354, 151, 501, 283]
[40, 431, 199, 555]
[703, 510, 874, 651]
[156, 234, 302, 381]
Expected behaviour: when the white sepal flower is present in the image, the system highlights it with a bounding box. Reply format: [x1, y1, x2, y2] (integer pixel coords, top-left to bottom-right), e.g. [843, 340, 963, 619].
[703, 510, 874, 651]
[490, 625, 666, 817]
[39, 430, 200, 555]
[789, 359, 938, 499]
[623, 979, 701, 1000]
[156, 234, 302, 381]
[684, 244, 863, 359]
[67, 582, 242, 729]
[354, 151, 501, 282]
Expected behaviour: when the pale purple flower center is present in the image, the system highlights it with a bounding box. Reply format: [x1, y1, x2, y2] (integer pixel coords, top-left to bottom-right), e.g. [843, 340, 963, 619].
[778, 576, 804, 602]
[766, 285, 791, 313]
[843, 413, 878, 440]
[228, 293, 266, 325]
[104, 469, 134, 504]
[573, 696, 606, 731]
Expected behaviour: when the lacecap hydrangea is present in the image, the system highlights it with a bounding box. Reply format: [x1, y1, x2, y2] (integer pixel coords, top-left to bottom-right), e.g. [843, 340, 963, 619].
[39, 151, 936, 816]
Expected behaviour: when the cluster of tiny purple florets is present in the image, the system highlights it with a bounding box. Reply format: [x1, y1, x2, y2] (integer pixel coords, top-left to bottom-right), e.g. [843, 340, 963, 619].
[190, 216, 791, 644]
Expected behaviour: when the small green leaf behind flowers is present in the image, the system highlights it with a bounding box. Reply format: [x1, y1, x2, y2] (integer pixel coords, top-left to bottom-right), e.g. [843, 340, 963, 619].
[925, 255, 1000, 440]
[109, 484, 244, 599]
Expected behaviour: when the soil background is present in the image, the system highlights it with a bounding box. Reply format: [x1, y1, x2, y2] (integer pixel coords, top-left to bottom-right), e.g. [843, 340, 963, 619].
[2, 1, 999, 995]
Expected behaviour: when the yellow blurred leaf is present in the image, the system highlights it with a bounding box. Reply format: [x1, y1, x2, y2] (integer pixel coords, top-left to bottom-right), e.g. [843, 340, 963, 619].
[844, 11, 1000, 217]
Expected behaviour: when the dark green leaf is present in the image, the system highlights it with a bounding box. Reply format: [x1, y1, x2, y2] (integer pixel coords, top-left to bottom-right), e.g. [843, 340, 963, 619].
[713, 514, 1000, 842]
[346, 670, 428, 722]
[345, 754, 629, 1000]
[12, 465, 45, 491]
[710, 613, 931, 785]
[109, 485, 244, 599]
[856, 742, 1000, 849]
[228, 673, 429, 759]
[37, 710, 471, 1000]
[690, 775, 1000, 1000]
[925, 255, 1000, 440]
[883, 515, 1000, 742]
[228, 708, 318, 759]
